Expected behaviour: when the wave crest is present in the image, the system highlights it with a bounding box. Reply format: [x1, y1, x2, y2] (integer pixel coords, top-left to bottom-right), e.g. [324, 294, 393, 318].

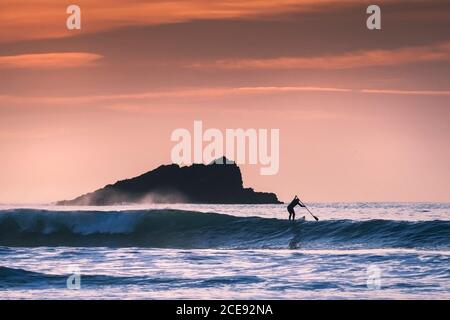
[0, 209, 448, 249]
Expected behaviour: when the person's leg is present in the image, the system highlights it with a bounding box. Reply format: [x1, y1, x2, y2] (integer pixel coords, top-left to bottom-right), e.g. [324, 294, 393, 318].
[288, 208, 295, 221]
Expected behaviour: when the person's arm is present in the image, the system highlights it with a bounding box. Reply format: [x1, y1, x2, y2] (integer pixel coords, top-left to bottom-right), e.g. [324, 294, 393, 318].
[297, 198, 306, 207]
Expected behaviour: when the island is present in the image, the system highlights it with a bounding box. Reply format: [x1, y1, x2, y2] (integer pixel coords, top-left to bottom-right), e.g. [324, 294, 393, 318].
[57, 157, 281, 205]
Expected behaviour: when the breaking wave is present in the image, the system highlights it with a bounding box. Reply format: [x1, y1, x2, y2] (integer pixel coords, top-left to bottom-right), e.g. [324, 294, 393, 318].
[0, 209, 449, 249]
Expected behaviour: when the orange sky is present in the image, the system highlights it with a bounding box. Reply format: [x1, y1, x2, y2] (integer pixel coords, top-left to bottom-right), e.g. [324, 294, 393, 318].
[1, 0, 449, 203]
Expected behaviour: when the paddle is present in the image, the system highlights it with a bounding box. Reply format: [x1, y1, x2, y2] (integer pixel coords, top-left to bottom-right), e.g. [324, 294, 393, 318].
[298, 198, 319, 221]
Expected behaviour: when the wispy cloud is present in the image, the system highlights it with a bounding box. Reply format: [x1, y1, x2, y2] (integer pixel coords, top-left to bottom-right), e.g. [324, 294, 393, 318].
[0, 52, 103, 69]
[361, 89, 450, 96]
[0, 0, 379, 42]
[2, 85, 449, 110]
[190, 42, 450, 70]
[0, 86, 351, 107]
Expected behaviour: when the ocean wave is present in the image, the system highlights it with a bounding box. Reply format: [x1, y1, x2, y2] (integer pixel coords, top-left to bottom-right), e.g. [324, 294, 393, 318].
[0, 266, 65, 288]
[0, 266, 264, 289]
[0, 209, 449, 249]
[0, 266, 136, 288]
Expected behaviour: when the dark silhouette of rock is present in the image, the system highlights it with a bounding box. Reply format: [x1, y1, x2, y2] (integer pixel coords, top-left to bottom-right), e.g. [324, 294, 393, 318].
[57, 157, 281, 205]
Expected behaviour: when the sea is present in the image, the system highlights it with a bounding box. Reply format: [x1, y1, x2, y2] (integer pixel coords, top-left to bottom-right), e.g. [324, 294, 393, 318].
[0, 203, 449, 299]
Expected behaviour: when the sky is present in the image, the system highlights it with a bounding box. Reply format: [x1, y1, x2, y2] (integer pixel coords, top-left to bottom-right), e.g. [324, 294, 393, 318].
[0, 0, 449, 203]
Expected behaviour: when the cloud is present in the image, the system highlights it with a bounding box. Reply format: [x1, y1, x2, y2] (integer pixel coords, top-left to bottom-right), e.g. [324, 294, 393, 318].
[3, 85, 450, 109]
[0, 86, 351, 107]
[0, 0, 377, 42]
[361, 89, 450, 96]
[190, 41, 450, 70]
[0, 52, 103, 69]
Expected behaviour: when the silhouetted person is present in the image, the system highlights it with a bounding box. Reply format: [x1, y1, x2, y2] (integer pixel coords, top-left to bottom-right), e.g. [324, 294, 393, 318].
[287, 195, 305, 221]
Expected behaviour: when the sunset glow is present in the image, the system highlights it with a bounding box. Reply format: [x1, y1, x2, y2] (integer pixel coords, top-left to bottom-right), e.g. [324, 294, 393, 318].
[1, 0, 449, 203]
